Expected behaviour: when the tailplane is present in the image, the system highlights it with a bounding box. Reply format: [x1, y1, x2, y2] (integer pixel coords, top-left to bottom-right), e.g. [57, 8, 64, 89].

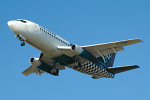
[106, 65, 139, 74]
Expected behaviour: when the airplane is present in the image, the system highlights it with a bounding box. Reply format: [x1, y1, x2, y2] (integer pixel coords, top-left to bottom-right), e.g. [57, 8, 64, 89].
[8, 19, 142, 79]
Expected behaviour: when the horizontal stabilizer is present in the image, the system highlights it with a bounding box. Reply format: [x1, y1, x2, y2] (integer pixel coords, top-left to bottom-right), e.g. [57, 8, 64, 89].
[106, 65, 139, 74]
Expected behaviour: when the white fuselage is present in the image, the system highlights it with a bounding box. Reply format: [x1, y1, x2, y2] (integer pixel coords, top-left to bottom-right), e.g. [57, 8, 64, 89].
[8, 19, 114, 78]
[8, 20, 71, 59]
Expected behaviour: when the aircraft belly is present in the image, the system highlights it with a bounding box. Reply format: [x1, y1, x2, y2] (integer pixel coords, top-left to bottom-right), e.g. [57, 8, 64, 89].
[73, 61, 114, 78]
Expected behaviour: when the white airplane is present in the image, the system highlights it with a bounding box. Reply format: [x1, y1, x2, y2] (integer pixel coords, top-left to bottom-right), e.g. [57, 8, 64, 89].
[8, 19, 142, 79]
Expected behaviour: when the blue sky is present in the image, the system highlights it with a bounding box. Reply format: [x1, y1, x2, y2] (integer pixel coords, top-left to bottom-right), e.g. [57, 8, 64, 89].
[1, 0, 150, 100]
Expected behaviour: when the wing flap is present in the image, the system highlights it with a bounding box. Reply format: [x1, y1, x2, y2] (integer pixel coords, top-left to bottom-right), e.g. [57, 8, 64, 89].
[106, 65, 139, 74]
[92, 46, 124, 56]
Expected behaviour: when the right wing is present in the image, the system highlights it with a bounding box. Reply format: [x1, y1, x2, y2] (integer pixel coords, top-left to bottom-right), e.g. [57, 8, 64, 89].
[22, 52, 65, 76]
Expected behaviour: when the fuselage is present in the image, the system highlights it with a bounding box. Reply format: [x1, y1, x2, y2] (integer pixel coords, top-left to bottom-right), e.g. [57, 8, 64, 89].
[8, 19, 71, 57]
[8, 19, 114, 78]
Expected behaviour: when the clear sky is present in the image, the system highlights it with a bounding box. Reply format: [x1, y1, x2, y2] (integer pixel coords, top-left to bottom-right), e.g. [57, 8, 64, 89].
[1, 0, 150, 100]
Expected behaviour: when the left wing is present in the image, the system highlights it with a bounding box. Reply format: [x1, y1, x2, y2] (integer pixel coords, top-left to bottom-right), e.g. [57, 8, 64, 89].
[82, 38, 142, 57]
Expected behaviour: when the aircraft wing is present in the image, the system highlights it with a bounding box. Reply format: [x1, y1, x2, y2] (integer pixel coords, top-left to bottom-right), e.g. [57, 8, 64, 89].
[22, 52, 65, 76]
[22, 65, 45, 76]
[39, 52, 65, 70]
[82, 38, 142, 57]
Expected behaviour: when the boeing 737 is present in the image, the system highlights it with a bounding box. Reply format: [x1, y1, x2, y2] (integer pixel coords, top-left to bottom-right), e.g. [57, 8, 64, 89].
[8, 19, 142, 79]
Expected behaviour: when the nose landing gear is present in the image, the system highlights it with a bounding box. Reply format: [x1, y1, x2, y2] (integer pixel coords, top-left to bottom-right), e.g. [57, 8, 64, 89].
[16, 34, 26, 46]
[21, 41, 25, 46]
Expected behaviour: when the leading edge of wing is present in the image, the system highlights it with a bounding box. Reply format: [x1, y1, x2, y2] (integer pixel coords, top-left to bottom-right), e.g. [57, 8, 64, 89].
[81, 38, 143, 51]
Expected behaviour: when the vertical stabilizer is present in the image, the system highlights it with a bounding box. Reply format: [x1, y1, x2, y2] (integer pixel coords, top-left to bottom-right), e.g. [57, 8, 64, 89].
[98, 53, 116, 67]
[105, 53, 116, 67]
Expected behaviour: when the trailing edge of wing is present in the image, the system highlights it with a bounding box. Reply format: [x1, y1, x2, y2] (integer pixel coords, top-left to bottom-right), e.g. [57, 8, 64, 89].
[106, 65, 140, 74]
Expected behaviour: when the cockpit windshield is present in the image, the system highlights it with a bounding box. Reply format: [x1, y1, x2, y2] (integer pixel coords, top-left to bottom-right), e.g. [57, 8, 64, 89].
[16, 19, 27, 23]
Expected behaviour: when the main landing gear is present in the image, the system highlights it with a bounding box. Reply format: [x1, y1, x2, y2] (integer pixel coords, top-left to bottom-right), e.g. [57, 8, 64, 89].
[39, 53, 59, 76]
[50, 63, 59, 76]
[51, 68, 59, 76]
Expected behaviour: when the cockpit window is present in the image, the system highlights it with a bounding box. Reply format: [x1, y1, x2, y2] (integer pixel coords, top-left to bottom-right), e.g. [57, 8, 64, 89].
[16, 19, 27, 23]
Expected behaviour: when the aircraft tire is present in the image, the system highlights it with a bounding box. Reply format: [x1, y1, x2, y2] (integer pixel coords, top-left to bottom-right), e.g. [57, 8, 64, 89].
[51, 68, 59, 75]
[21, 42, 25, 46]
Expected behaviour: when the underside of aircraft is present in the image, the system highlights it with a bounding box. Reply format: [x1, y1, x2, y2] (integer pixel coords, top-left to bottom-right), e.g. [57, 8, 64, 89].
[8, 19, 142, 79]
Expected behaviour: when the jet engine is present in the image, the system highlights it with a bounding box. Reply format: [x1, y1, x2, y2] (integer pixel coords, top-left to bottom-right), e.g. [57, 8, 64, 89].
[30, 57, 41, 67]
[71, 44, 83, 55]
[71, 44, 99, 64]
[58, 44, 100, 64]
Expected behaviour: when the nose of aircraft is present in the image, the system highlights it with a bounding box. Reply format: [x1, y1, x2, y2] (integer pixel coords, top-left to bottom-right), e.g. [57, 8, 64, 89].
[7, 21, 15, 30]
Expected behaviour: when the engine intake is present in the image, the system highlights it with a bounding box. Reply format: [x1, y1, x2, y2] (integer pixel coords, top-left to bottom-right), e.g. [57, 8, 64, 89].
[30, 57, 41, 67]
[71, 44, 83, 55]
[71, 45, 100, 64]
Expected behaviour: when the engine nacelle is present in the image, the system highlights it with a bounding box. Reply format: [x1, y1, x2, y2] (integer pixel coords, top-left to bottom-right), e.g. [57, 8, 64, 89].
[71, 44, 83, 55]
[71, 44, 100, 64]
[30, 57, 41, 67]
[58, 44, 99, 64]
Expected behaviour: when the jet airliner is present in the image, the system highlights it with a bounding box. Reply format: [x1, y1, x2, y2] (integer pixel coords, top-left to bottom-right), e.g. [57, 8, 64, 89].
[8, 19, 142, 79]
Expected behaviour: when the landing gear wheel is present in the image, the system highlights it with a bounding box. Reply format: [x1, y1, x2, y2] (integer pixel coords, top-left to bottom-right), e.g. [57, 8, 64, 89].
[21, 42, 25, 46]
[51, 68, 59, 76]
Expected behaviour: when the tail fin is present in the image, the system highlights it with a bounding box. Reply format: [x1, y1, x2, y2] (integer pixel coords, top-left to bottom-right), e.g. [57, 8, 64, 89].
[98, 53, 116, 67]
[106, 65, 139, 74]
[105, 53, 116, 67]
